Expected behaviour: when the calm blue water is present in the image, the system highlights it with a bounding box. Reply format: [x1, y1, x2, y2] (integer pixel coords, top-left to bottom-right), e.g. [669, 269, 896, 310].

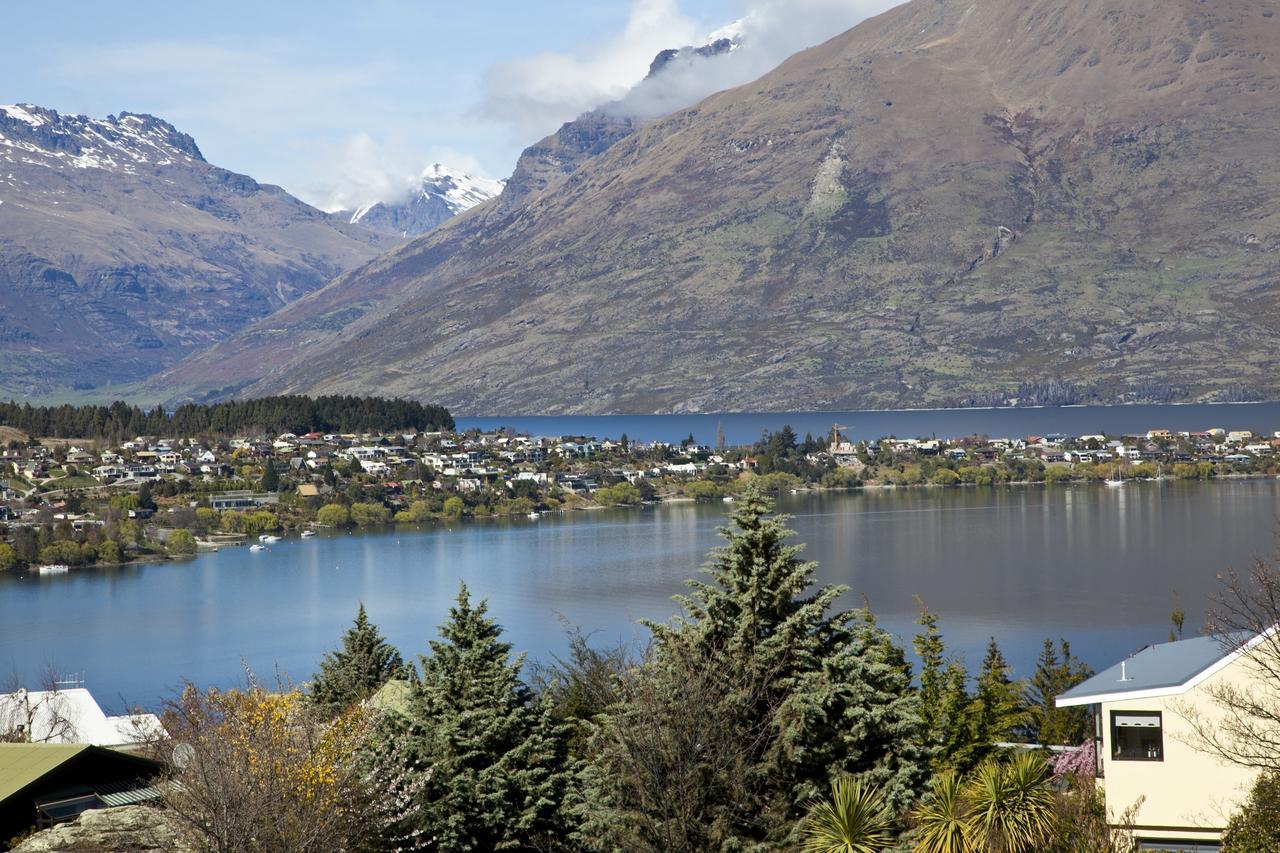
[459, 402, 1280, 445]
[3, 481, 1278, 711]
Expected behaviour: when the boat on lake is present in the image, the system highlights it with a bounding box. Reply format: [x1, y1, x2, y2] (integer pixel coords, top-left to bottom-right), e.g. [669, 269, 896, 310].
[260, 535, 282, 544]
[300, 530, 316, 538]
[36, 564, 69, 575]
[249, 544, 267, 552]
[528, 512, 540, 520]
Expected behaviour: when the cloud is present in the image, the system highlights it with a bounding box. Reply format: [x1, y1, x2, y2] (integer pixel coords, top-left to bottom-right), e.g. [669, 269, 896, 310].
[481, 0, 903, 140]
[478, 0, 703, 141]
[303, 133, 496, 213]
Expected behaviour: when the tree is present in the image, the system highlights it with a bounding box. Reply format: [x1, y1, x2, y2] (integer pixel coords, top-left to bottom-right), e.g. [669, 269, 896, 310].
[166, 529, 197, 556]
[1023, 639, 1093, 746]
[316, 503, 350, 527]
[911, 769, 969, 853]
[143, 677, 423, 852]
[137, 481, 156, 511]
[384, 584, 570, 850]
[1179, 554, 1280, 772]
[442, 496, 464, 519]
[965, 753, 1057, 853]
[968, 639, 1028, 760]
[260, 463, 280, 492]
[310, 604, 405, 717]
[0, 542, 17, 571]
[350, 501, 390, 526]
[1222, 771, 1280, 852]
[585, 485, 929, 848]
[800, 777, 896, 853]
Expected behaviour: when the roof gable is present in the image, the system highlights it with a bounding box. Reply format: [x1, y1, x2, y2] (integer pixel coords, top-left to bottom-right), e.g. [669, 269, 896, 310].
[1057, 632, 1252, 707]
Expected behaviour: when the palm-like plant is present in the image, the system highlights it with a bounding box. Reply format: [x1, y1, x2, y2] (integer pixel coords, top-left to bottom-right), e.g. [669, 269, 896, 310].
[911, 768, 973, 853]
[965, 752, 1057, 853]
[802, 776, 897, 853]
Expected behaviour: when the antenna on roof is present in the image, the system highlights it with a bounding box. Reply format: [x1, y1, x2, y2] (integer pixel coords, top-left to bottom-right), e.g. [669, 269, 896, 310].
[1118, 660, 1133, 682]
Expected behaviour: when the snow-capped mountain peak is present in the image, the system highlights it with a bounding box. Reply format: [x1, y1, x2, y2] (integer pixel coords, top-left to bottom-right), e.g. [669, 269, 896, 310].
[347, 163, 504, 237]
[0, 103, 203, 175]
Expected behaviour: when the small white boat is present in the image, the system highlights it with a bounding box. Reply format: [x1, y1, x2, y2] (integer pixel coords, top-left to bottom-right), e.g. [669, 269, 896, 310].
[249, 544, 267, 552]
[258, 534, 272, 542]
[37, 564, 69, 575]
[722, 496, 735, 503]
[300, 530, 317, 538]
[1104, 478, 1125, 487]
[261, 535, 282, 544]
[527, 512, 540, 520]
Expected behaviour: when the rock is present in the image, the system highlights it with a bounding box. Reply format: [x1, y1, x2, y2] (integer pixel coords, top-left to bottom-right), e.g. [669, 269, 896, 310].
[11, 805, 177, 853]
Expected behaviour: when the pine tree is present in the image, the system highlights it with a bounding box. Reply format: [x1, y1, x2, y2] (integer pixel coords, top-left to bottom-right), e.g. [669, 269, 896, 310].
[1024, 638, 1093, 746]
[968, 638, 1028, 761]
[391, 584, 570, 851]
[589, 484, 928, 847]
[309, 603, 405, 716]
[260, 463, 279, 492]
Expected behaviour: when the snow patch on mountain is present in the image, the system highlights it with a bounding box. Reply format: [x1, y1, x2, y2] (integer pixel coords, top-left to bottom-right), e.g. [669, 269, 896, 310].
[0, 104, 203, 178]
[343, 162, 504, 237]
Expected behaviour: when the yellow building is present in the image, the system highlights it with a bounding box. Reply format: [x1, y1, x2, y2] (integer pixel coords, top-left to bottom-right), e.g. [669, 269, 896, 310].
[1057, 634, 1268, 850]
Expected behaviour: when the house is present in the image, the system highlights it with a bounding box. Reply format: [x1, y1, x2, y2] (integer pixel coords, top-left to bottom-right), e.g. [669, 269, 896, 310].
[0, 743, 162, 840]
[1056, 633, 1271, 848]
[209, 491, 279, 511]
[0, 688, 162, 747]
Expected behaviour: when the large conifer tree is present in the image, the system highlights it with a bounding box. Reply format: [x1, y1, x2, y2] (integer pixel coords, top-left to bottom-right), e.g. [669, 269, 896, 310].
[585, 484, 929, 848]
[310, 603, 405, 716]
[392, 584, 569, 851]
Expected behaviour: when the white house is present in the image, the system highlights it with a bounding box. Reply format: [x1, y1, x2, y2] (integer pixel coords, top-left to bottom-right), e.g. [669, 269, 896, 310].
[0, 688, 163, 747]
[1057, 633, 1274, 848]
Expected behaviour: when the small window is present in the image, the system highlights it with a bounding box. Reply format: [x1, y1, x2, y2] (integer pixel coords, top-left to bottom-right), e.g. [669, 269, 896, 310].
[1112, 711, 1163, 761]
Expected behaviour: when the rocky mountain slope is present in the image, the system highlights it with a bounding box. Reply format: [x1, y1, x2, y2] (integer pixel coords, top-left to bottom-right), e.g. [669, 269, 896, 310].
[0, 104, 394, 398]
[158, 0, 1280, 413]
[335, 163, 503, 238]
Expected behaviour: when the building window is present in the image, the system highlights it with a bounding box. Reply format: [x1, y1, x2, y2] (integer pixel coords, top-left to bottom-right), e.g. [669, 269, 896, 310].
[1111, 711, 1163, 761]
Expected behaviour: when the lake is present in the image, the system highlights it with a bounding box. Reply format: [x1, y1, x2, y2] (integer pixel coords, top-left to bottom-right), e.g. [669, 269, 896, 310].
[458, 401, 1280, 445]
[4, 479, 1279, 711]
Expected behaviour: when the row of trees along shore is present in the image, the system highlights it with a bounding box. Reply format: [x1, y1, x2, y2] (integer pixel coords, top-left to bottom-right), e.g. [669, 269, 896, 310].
[0, 395, 453, 441]
[113, 484, 1201, 853]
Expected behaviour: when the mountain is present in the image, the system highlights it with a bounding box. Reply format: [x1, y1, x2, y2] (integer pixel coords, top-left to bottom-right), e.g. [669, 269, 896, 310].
[0, 104, 394, 398]
[157, 0, 1280, 414]
[335, 164, 503, 238]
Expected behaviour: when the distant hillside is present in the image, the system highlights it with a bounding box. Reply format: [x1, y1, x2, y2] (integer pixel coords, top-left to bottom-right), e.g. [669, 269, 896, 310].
[0, 104, 395, 399]
[157, 0, 1280, 414]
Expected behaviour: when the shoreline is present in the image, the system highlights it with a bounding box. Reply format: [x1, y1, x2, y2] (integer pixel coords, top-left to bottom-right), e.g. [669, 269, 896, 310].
[9, 474, 1273, 578]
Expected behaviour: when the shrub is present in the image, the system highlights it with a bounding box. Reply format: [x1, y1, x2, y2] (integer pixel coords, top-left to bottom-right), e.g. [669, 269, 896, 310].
[1222, 771, 1280, 852]
[932, 468, 960, 486]
[0, 543, 17, 571]
[350, 502, 391, 527]
[596, 482, 642, 506]
[316, 503, 351, 527]
[442, 496, 465, 519]
[167, 529, 197, 556]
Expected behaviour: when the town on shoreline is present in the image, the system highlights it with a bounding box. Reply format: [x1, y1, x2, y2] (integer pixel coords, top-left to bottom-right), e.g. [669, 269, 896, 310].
[5, 400, 1280, 574]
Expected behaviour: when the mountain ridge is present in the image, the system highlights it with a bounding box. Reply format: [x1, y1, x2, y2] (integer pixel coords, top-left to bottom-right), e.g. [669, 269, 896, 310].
[155, 0, 1280, 413]
[0, 103, 397, 397]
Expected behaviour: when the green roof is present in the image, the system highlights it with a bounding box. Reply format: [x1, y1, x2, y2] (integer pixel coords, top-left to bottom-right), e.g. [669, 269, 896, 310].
[0, 743, 89, 802]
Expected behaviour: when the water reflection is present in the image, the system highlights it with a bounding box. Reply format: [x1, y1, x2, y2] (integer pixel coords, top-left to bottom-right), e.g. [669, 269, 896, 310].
[2, 480, 1277, 709]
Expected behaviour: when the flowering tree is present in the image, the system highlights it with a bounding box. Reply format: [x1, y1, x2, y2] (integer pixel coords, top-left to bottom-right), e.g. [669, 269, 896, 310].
[139, 675, 426, 852]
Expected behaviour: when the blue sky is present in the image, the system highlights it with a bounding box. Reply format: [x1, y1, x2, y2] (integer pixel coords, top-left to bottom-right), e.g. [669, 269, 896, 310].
[1, 0, 893, 209]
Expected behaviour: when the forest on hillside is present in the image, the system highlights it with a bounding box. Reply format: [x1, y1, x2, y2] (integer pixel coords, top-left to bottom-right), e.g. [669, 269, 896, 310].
[0, 396, 453, 441]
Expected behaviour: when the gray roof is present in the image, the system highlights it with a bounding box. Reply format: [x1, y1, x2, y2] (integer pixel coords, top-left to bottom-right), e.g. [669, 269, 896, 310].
[1056, 634, 1239, 706]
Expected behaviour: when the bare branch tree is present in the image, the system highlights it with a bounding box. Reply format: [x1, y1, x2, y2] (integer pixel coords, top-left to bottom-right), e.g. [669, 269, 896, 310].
[0, 663, 78, 743]
[1175, 555, 1280, 770]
